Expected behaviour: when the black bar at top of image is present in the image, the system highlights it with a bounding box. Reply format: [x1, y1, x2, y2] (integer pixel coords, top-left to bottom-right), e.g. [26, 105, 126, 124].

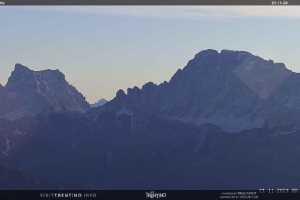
[0, 0, 300, 5]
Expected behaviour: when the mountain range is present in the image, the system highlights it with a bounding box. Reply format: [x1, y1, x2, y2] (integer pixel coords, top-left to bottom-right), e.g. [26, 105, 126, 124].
[1, 49, 300, 189]
[102, 49, 300, 131]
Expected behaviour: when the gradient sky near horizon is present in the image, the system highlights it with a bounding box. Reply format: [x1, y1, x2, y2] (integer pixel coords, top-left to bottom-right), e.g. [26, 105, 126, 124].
[0, 6, 300, 103]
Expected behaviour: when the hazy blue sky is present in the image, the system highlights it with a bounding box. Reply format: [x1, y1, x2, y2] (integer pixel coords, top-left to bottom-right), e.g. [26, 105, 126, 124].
[0, 6, 300, 103]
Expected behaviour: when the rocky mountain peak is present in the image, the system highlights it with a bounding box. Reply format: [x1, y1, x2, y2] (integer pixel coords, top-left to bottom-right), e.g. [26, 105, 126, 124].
[6, 64, 62, 93]
[116, 89, 126, 99]
[14, 63, 31, 72]
[178, 49, 292, 99]
[1, 64, 90, 120]
[142, 82, 157, 91]
[194, 49, 219, 58]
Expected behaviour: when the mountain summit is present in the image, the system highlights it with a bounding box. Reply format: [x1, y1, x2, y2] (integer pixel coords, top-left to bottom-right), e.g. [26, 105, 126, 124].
[103, 49, 297, 131]
[0, 64, 90, 120]
[177, 49, 292, 99]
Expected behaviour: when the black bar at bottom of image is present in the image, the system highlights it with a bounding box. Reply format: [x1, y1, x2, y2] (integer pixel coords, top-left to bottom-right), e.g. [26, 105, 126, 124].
[2, 190, 300, 200]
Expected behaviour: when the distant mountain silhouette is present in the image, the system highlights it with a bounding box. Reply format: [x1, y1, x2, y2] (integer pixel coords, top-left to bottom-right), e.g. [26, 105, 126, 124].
[91, 98, 108, 108]
[0, 64, 90, 120]
[102, 49, 300, 131]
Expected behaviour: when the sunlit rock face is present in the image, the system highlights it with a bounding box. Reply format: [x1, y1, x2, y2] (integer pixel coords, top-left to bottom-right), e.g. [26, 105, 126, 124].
[232, 51, 292, 99]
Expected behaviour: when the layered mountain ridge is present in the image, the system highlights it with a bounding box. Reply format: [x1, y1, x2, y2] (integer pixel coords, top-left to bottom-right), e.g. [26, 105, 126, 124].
[1, 50, 299, 132]
[2, 49, 300, 189]
[101, 49, 298, 131]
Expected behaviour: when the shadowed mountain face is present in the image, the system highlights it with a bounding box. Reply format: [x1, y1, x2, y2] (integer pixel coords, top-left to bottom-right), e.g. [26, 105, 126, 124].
[103, 49, 297, 131]
[2, 112, 300, 189]
[0, 164, 38, 189]
[2, 49, 300, 189]
[0, 64, 90, 120]
[0, 85, 4, 103]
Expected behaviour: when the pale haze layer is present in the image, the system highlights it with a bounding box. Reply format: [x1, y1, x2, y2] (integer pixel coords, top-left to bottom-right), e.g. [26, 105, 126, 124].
[0, 6, 299, 103]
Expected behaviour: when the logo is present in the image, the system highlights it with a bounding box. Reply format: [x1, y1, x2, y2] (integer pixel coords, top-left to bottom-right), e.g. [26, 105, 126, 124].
[145, 191, 167, 199]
